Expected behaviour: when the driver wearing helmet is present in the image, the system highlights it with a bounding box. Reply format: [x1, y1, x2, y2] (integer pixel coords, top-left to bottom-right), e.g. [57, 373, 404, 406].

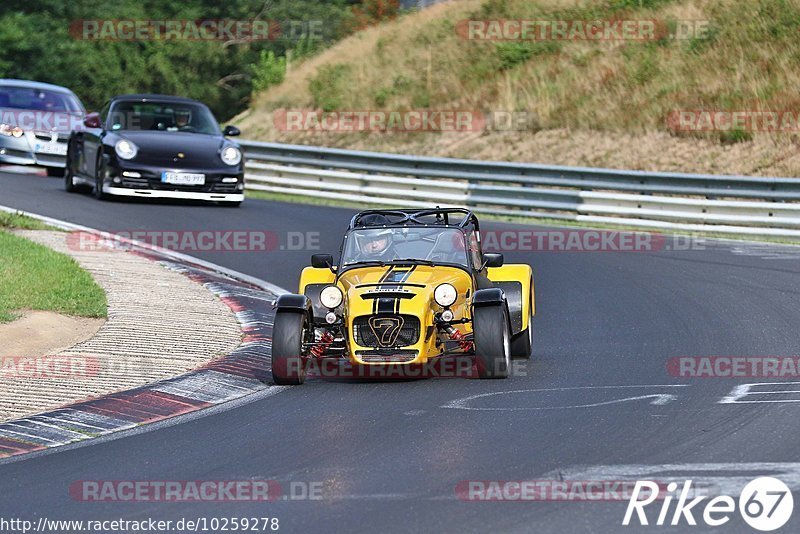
[354, 214, 397, 261]
[172, 109, 192, 131]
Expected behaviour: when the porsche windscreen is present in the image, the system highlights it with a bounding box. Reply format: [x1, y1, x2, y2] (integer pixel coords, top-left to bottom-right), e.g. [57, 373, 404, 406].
[107, 101, 221, 135]
[341, 227, 469, 268]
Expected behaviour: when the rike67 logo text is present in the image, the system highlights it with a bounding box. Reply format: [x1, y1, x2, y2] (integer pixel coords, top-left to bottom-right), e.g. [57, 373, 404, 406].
[624, 477, 793, 531]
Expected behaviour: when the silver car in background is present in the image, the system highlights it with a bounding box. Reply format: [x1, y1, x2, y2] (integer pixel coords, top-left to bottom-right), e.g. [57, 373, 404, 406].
[0, 79, 85, 177]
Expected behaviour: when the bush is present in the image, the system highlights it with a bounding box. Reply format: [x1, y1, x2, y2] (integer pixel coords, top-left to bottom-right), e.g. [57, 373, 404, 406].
[496, 41, 561, 70]
[309, 64, 351, 111]
[252, 51, 286, 92]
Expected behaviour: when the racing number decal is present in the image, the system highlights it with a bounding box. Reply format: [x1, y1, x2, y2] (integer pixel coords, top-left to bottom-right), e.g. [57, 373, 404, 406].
[368, 316, 406, 346]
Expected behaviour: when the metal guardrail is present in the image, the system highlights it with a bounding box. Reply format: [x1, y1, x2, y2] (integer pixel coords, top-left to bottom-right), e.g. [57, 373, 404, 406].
[239, 140, 800, 240]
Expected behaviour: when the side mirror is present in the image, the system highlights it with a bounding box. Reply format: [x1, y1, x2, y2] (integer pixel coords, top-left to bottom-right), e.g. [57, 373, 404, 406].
[83, 112, 101, 129]
[223, 125, 241, 136]
[483, 253, 504, 268]
[311, 254, 334, 269]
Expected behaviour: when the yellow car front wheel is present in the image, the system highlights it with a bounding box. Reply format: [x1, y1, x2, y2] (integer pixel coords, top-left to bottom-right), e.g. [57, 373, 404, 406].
[271, 311, 309, 385]
[473, 304, 511, 379]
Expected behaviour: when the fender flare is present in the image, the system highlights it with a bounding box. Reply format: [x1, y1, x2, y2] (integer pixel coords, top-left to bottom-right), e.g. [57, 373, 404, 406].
[274, 294, 313, 317]
[472, 287, 506, 308]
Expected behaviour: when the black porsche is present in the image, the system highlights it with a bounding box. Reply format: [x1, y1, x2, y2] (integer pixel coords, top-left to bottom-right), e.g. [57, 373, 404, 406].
[64, 94, 244, 206]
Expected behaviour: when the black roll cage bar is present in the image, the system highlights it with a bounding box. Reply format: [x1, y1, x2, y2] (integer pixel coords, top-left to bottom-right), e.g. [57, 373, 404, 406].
[336, 208, 484, 278]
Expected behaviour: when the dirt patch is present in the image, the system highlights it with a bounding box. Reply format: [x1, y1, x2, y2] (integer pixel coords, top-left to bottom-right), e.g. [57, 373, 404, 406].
[0, 310, 104, 359]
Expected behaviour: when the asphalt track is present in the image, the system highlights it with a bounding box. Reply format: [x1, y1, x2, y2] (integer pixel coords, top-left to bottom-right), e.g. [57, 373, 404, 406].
[1, 169, 800, 533]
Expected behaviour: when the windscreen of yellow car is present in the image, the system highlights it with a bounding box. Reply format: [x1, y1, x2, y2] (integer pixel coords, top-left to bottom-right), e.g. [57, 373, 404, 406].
[342, 227, 469, 268]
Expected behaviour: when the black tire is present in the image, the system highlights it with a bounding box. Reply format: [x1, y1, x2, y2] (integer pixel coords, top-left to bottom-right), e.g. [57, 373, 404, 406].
[46, 167, 64, 178]
[271, 311, 309, 385]
[64, 165, 79, 193]
[510, 322, 532, 360]
[473, 304, 512, 379]
[94, 153, 108, 201]
[511, 298, 533, 360]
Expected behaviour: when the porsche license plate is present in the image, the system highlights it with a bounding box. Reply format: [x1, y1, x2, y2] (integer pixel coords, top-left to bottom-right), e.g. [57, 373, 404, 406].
[161, 172, 205, 186]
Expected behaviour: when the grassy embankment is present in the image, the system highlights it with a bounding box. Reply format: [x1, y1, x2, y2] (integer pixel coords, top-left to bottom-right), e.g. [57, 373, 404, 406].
[238, 0, 800, 177]
[0, 212, 106, 323]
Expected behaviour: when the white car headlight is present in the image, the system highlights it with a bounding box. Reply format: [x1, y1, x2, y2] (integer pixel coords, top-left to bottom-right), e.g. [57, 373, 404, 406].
[220, 146, 242, 166]
[0, 124, 23, 137]
[434, 283, 457, 307]
[320, 285, 343, 309]
[115, 140, 137, 160]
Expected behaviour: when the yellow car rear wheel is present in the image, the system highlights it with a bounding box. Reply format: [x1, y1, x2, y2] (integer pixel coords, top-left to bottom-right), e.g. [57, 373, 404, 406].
[511, 302, 533, 360]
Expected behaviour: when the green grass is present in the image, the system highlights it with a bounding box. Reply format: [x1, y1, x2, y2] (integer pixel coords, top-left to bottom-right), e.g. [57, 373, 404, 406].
[0, 211, 55, 231]
[0, 230, 107, 323]
[245, 0, 800, 145]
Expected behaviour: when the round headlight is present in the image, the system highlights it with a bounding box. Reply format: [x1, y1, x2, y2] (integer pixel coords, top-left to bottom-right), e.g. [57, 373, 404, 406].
[115, 140, 137, 160]
[11, 127, 24, 138]
[320, 285, 343, 309]
[220, 146, 242, 166]
[434, 283, 457, 307]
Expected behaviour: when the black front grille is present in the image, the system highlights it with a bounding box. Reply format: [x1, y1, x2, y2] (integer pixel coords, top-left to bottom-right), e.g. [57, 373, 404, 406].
[33, 132, 68, 143]
[121, 176, 150, 188]
[353, 315, 420, 348]
[210, 182, 239, 193]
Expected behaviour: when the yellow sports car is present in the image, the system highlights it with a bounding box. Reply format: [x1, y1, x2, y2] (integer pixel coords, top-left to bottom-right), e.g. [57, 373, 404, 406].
[271, 208, 535, 384]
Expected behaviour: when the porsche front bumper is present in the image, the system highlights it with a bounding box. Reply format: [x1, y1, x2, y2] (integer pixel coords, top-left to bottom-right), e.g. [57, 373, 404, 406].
[103, 186, 244, 203]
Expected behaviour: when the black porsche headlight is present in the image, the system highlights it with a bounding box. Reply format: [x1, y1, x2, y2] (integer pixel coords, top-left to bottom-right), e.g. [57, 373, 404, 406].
[115, 140, 138, 160]
[220, 145, 242, 166]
